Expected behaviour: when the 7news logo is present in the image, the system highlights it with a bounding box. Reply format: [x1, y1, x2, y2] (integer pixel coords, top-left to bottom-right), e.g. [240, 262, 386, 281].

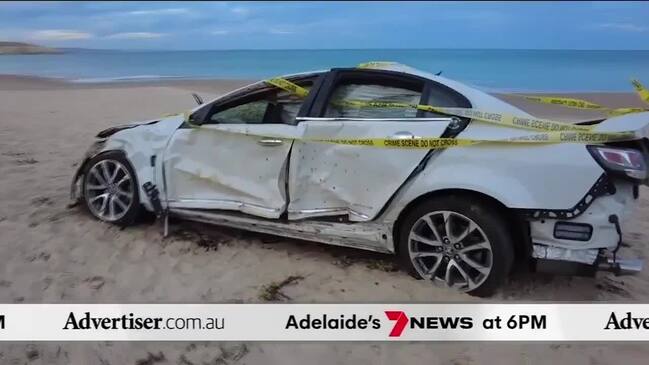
[384, 311, 473, 337]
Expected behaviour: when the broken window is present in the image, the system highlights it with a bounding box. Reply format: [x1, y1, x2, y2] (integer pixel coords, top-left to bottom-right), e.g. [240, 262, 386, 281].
[204, 73, 321, 125]
[210, 100, 268, 124]
[209, 88, 310, 125]
[315, 70, 470, 120]
[324, 83, 421, 119]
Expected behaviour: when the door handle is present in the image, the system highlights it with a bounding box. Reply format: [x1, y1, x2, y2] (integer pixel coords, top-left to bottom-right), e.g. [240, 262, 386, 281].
[257, 138, 284, 146]
[390, 131, 416, 140]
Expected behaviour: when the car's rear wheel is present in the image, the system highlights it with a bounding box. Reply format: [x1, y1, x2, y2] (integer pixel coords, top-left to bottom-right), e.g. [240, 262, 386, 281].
[82, 152, 140, 226]
[398, 195, 514, 297]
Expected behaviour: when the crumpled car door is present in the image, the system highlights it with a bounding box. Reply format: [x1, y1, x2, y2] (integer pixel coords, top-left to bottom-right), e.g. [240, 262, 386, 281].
[286, 68, 463, 222]
[287, 118, 452, 221]
[163, 123, 302, 219]
[162, 75, 320, 219]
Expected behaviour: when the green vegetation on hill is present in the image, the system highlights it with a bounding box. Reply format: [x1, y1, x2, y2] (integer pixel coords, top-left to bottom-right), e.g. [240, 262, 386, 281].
[0, 42, 61, 55]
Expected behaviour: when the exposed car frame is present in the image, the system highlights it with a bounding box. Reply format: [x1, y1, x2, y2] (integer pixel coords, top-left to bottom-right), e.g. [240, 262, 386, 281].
[71, 63, 648, 296]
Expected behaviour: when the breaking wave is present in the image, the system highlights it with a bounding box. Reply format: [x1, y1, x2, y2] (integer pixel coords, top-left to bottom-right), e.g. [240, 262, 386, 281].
[71, 75, 187, 83]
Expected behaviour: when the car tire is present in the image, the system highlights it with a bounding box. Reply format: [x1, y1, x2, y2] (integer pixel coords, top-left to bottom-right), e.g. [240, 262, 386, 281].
[397, 194, 514, 297]
[82, 151, 140, 226]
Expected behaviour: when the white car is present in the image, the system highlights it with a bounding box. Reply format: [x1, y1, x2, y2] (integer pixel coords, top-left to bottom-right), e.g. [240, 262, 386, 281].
[70, 63, 649, 296]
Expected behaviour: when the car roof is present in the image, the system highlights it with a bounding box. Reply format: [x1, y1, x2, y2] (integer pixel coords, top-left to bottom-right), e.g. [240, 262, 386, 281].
[196, 63, 533, 118]
[351, 62, 532, 117]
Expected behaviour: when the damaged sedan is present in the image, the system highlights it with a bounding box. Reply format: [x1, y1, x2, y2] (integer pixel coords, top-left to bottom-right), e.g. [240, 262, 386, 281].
[71, 62, 649, 296]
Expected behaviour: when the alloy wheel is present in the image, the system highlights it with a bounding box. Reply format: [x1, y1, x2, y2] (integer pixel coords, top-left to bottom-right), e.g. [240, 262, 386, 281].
[408, 210, 493, 291]
[84, 159, 134, 222]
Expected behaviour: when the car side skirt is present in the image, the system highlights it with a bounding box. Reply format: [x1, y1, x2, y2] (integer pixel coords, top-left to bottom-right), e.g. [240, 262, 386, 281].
[169, 208, 393, 253]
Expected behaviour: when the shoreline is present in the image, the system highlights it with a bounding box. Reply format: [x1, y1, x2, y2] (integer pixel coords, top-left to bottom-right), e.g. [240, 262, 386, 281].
[0, 74, 254, 91]
[1, 73, 644, 94]
[0, 74, 254, 98]
[1, 73, 645, 123]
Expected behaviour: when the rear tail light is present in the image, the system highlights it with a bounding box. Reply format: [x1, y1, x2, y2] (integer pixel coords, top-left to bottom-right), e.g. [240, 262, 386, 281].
[587, 145, 647, 180]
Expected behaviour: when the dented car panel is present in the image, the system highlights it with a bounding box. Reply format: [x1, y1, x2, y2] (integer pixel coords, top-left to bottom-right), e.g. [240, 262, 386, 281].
[171, 208, 393, 253]
[529, 178, 638, 264]
[380, 136, 604, 215]
[288, 118, 452, 221]
[71, 115, 186, 211]
[163, 123, 305, 219]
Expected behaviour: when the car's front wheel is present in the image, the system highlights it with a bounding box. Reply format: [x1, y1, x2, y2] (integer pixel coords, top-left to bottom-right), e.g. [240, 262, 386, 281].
[82, 151, 140, 226]
[398, 195, 514, 297]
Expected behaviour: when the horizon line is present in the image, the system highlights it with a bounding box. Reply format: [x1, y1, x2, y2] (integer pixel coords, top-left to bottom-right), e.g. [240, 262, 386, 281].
[58, 47, 649, 52]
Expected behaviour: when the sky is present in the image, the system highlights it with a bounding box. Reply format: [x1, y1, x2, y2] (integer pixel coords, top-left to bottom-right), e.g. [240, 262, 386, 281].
[0, 1, 648, 50]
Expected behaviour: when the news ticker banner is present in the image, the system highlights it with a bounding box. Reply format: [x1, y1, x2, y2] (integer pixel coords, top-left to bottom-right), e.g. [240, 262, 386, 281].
[0, 304, 648, 341]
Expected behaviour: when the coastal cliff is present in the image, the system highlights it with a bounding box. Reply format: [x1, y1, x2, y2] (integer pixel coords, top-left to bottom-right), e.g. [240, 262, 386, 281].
[0, 42, 61, 55]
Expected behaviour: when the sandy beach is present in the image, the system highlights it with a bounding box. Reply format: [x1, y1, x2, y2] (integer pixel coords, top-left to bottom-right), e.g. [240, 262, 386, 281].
[1, 75, 649, 364]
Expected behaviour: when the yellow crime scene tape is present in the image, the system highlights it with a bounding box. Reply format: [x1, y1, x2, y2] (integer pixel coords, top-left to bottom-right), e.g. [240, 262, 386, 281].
[632, 79, 649, 105]
[180, 123, 635, 150]
[310, 130, 636, 149]
[172, 70, 646, 150]
[264, 77, 595, 133]
[259, 77, 641, 148]
[515, 91, 648, 116]
[179, 110, 635, 149]
[266, 77, 310, 98]
[516, 95, 645, 116]
[518, 95, 603, 110]
[357, 62, 649, 116]
[357, 61, 398, 69]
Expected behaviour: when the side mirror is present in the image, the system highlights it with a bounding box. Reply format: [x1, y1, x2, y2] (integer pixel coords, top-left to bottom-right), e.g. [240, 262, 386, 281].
[192, 93, 204, 105]
[186, 111, 204, 127]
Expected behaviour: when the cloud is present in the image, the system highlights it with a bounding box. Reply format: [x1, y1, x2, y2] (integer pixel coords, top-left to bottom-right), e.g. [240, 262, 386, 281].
[231, 7, 250, 15]
[442, 9, 504, 21]
[598, 22, 648, 32]
[29, 29, 93, 41]
[126, 8, 189, 16]
[208, 26, 296, 37]
[105, 32, 165, 40]
[269, 28, 294, 35]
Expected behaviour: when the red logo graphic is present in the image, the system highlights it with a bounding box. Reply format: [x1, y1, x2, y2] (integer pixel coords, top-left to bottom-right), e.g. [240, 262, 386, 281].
[385, 311, 409, 337]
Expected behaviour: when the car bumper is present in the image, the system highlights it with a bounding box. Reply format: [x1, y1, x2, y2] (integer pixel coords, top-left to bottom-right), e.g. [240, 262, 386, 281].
[528, 177, 643, 273]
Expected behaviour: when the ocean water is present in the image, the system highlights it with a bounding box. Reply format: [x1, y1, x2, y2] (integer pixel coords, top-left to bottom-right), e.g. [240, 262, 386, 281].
[1, 48, 649, 92]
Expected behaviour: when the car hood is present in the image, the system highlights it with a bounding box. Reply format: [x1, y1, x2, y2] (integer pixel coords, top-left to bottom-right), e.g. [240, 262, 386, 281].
[95, 118, 165, 138]
[95, 111, 189, 138]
